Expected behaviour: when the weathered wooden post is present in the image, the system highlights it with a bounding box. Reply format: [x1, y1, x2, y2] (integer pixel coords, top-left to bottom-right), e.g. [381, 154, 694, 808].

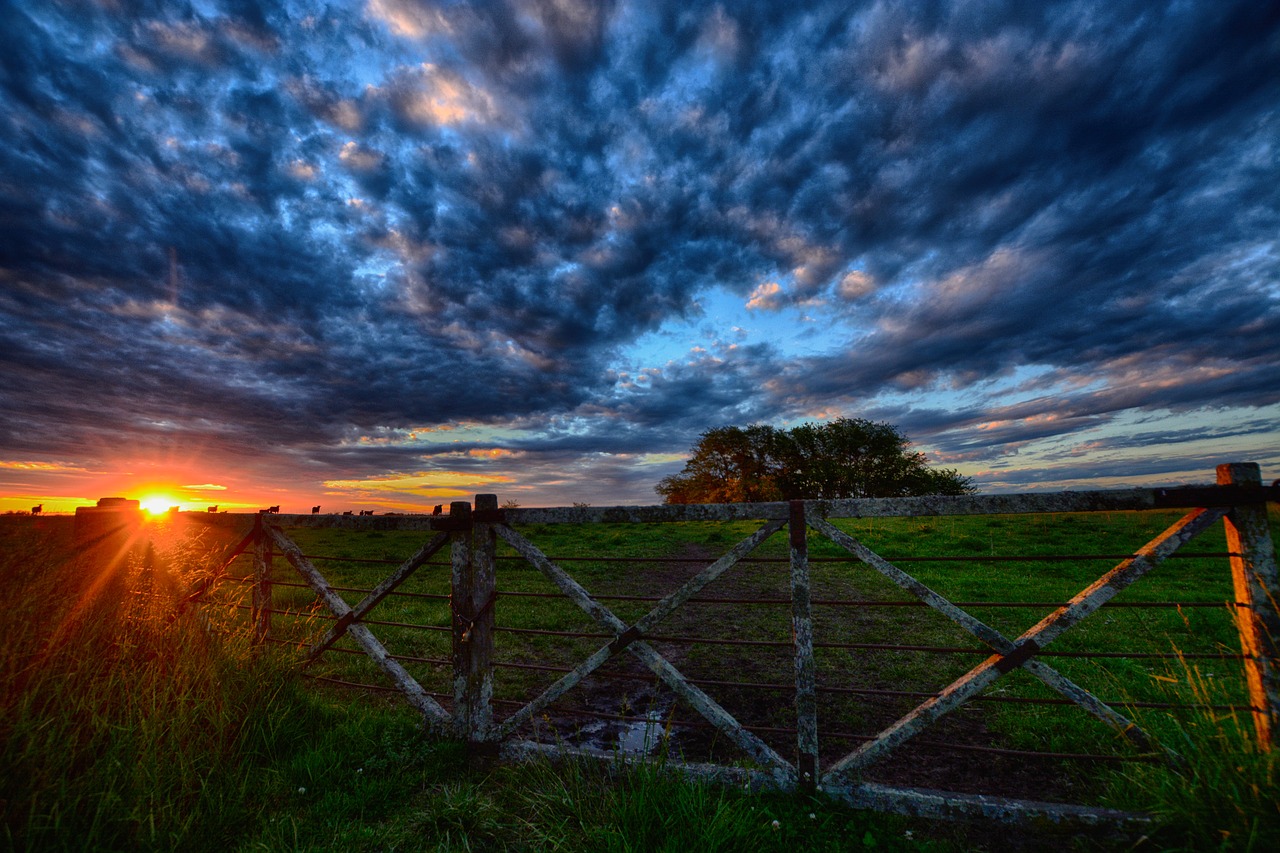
[790, 500, 819, 790]
[470, 494, 498, 748]
[252, 513, 273, 643]
[1218, 463, 1280, 748]
[450, 498, 495, 750]
[450, 500, 473, 738]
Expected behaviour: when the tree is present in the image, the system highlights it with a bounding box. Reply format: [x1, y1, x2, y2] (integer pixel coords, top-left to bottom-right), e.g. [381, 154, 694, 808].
[656, 418, 973, 504]
[653, 424, 785, 504]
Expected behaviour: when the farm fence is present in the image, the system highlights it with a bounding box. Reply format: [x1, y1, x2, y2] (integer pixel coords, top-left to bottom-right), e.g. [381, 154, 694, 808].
[182, 462, 1279, 828]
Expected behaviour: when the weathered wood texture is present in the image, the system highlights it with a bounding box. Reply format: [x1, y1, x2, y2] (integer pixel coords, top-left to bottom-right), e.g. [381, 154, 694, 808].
[251, 517, 272, 644]
[225, 462, 1277, 826]
[789, 501, 819, 790]
[822, 507, 1226, 783]
[503, 484, 1270, 525]
[263, 524, 454, 735]
[305, 532, 449, 664]
[806, 515, 1166, 757]
[185, 479, 1276, 530]
[492, 518, 788, 743]
[449, 501, 487, 741]
[494, 520, 797, 780]
[494, 514, 783, 742]
[454, 498, 496, 745]
[1218, 463, 1280, 748]
[500, 740, 1151, 829]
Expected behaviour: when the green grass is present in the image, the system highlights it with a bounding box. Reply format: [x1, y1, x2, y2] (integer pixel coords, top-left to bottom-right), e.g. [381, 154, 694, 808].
[0, 517, 324, 851]
[4, 506, 1278, 850]
[1106, 656, 1280, 851]
[240, 507, 1277, 833]
[0, 516, 943, 851]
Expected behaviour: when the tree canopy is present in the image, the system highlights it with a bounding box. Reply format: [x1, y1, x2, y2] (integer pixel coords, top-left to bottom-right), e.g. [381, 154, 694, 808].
[656, 419, 974, 504]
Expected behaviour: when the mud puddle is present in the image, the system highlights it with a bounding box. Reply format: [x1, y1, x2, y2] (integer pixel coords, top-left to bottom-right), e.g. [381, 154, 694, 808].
[535, 682, 691, 757]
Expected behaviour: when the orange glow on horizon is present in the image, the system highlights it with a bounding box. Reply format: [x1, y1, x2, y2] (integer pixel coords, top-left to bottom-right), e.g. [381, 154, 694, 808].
[138, 494, 180, 515]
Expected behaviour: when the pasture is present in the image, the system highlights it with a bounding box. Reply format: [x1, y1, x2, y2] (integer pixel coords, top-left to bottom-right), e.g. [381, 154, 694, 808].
[251, 512, 1253, 786]
[2, 504, 1278, 851]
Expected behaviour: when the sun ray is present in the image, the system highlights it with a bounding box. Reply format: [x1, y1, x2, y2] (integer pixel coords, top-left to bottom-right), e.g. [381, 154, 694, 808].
[138, 494, 179, 515]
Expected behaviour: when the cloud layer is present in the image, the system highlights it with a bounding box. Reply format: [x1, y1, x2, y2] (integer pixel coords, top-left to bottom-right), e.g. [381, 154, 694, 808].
[2, 0, 1277, 508]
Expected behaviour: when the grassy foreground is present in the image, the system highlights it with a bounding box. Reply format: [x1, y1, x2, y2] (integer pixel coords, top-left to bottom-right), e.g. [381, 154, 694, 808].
[0, 516, 935, 851]
[2, 509, 1278, 850]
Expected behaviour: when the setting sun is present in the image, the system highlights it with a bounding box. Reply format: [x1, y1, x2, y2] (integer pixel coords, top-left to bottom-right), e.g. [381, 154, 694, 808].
[138, 494, 179, 515]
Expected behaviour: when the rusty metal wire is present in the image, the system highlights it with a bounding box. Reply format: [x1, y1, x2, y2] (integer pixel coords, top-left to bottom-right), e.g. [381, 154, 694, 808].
[289, 550, 1236, 566]
[241, 603, 1246, 659]
[489, 551, 1235, 564]
[245, 576, 451, 601]
[298, 674, 1157, 764]
[494, 588, 1245, 609]
[232, 572, 1249, 618]
[358, 616, 451, 632]
[217, 579, 1253, 615]
[494, 703, 1160, 764]
[481, 658, 1258, 713]
[256, 569, 1245, 610]
[486, 623, 1249, 659]
[228, 598, 1248, 659]
[217, 602, 451, 633]
[295, 644, 1257, 712]
[268, 640, 1257, 713]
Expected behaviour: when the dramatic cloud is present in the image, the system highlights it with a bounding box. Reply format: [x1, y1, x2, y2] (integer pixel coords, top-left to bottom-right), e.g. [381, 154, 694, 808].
[1, 0, 1277, 511]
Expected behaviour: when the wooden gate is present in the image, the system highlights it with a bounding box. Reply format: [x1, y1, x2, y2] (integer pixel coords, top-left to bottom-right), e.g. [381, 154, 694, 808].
[187, 463, 1280, 826]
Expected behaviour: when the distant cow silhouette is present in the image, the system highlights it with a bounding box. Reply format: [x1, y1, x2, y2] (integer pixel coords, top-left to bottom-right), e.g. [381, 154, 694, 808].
[358, 510, 376, 516]
[207, 505, 218, 513]
[268, 505, 279, 513]
[31, 504, 42, 514]
[312, 505, 321, 514]
[342, 511, 353, 516]
[432, 505, 442, 516]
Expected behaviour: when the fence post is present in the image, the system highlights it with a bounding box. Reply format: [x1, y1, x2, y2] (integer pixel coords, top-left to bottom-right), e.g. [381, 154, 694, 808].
[470, 494, 498, 747]
[790, 500, 819, 790]
[450, 499, 495, 749]
[1218, 462, 1280, 749]
[252, 514, 272, 644]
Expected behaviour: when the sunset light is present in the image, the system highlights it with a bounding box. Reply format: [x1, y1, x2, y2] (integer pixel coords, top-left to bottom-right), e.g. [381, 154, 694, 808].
[138, 495, 178, 515]
[2, 3, 1279, 851]
[0, 0, 1276, 513]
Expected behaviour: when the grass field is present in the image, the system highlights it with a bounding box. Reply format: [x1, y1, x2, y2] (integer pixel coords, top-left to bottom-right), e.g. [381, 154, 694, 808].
[3, 505, 1278, 851]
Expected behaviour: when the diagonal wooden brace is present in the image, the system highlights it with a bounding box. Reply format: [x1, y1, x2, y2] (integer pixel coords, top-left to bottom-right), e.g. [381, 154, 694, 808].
[265, 525, 454, 735]
[992, 639, 1041, 674]
[493, 522, 795, 777]
[629, 519, 787, 637]
[821, 507, 1226, 784]
[306, 531, 449, 664]
[807, 515, 1168, 755]
[171, 525, 259, 621]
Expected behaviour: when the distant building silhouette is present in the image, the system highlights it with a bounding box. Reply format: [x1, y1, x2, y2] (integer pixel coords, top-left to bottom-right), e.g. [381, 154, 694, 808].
[74, 497, 143, 546]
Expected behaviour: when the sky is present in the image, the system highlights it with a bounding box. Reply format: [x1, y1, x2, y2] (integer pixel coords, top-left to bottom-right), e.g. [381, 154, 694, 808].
[1, 0, 1278, 514]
